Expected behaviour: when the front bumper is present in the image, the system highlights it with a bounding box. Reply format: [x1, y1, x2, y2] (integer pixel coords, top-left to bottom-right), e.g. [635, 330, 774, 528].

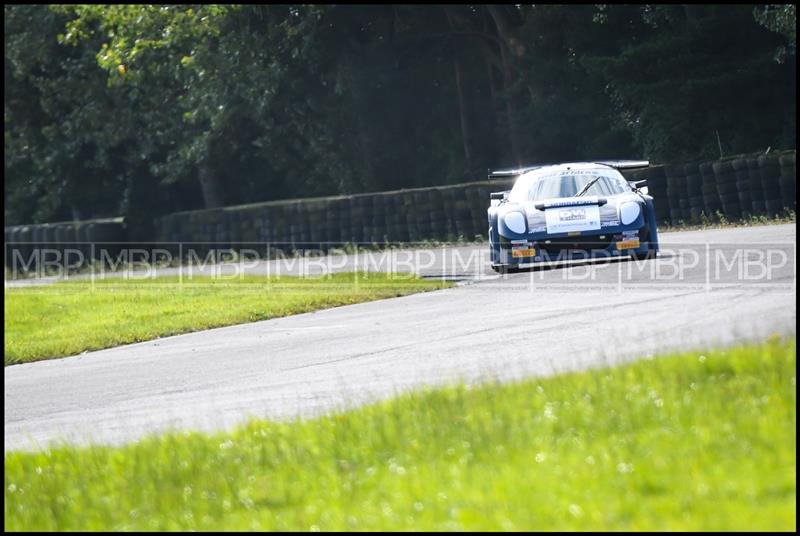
[492, 225, 654, 267]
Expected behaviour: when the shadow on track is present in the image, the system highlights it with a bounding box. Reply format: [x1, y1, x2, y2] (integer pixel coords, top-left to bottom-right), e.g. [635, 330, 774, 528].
[509, 252, 673, 274]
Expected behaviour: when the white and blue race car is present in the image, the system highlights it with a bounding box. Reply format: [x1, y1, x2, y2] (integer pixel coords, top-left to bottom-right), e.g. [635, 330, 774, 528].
[488, 161, 659, 272]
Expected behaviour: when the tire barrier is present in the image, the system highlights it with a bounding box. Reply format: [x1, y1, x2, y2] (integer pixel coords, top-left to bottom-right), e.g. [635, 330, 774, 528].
[4, 217, 126, 271]
[748, 156, 765, 214]
[90, 220, 126, 261]
[684, 162, 704, 223]
[74, 221, 90, 260]
[758, 153, 783, 217]
[731, 157, 752, 218]
[699, 161, 721, 218]
[5, 151, 795, 268]
[778, 151, 796, 212]
[643, 165, 670, 223]
[712, 158, 742, 220]
[665, 164, 688, 223]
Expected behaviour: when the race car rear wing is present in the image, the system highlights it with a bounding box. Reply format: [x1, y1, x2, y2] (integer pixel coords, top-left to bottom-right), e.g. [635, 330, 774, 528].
[488, 165, 546, 180]
[488, 160, 650, 180]
[593, 160, 650, 170]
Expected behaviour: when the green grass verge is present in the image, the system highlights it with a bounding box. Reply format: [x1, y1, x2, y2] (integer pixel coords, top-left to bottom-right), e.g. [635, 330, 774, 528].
[4, 337, 795, 531]
[658, 210, 795, 232]
[3, 272, 451, 366]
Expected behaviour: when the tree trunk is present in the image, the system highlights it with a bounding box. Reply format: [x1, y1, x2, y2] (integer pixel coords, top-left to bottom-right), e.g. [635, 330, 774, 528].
[340, 52, 376, 191]
[487, 5, 524, 166]
[499, 43, 523, 166]
[453, 52, 474, 176]
[198, 165, 224, 208]
[446, 12, 474, 177]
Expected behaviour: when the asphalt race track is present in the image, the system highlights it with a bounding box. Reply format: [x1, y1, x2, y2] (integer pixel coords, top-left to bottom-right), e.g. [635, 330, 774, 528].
[5, 224, 796, 450]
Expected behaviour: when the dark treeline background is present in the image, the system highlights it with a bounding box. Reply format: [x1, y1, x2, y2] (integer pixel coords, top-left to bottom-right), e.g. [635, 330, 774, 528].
[4, 4, 796, 235]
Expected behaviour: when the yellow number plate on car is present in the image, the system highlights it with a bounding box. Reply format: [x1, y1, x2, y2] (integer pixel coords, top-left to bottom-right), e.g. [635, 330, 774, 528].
[617, 239, 640, 250]
[512, 248, 537, 258]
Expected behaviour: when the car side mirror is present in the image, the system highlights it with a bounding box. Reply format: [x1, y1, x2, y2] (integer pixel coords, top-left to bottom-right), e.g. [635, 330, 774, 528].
[630, 180, 647, 189]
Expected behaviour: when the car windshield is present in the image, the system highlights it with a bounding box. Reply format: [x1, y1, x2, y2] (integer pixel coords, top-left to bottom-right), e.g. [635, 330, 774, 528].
[508, 169, 631, 203]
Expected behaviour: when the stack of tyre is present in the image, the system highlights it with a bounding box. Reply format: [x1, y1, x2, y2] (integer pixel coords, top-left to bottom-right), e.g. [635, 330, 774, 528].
[731, 156, 753, 219]
[427, 188, 447, 241]
[471, 184, 492, 240]
[683, 162, 705, 223]
[664, 164, 689, 223]
[378, 193, 400, 243]
[712, 158, 742, 220]
[4, 218, 127, 271]
[437, 188, 455, 241]
[747, 156, 765, 215]
[268, 204, 289, 248]
[5, 225, 31, 270]
[86, 218, 126, 263]
[642, 165, 670, 224]
[699, 161, 722, 219]
[463, 185, 482, 240]
[758, 151, 789, 217]
[778, 151, 796, 212]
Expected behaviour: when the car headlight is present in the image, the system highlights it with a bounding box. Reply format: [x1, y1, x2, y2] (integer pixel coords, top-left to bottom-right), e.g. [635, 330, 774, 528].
[619, 202, 641, 225]
[503, 211, 526, 234]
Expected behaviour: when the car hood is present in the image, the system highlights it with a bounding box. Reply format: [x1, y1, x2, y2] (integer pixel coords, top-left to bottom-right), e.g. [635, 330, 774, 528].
[498, 192, 643, 236]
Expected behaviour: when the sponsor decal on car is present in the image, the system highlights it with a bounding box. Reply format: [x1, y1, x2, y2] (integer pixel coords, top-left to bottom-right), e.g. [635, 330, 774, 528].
[539, 197, 600, 208]
[545, 204, 601, 233]
[622, 230, 639, 239]
[556, 169, 602, 175]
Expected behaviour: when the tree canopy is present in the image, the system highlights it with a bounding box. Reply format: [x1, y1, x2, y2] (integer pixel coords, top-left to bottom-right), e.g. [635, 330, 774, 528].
[5, 4, 796, 228]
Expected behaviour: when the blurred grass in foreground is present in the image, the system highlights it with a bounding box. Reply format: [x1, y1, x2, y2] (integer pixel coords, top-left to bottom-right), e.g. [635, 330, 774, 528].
[3, 272, 451, 365]
[5, 337, 795, 531]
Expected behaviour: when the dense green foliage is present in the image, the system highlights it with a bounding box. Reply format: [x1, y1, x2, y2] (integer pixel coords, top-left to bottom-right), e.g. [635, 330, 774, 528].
[3, 272, 451, 365]
[5, 337, 796, 530]
[5, 5, 796, 229]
